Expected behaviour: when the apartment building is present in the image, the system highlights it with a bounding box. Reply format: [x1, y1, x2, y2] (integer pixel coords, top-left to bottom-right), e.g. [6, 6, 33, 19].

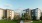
[4, 9, 14, 20]
[31, 9, 36, 20]
[23, 8, 32, 20]
[31, 8, 41, 20]
[14, 12, 20, 20]
[40, 12, 42, 20]
[0, 8, 5, 20]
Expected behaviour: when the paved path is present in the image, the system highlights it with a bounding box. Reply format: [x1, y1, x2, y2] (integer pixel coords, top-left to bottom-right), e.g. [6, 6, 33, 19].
[20, 20, 33, 23]
[24, 21, 32, 23]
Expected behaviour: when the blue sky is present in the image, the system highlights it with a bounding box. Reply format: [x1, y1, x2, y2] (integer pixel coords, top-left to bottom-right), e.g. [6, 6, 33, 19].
[0, 0, 42, 12]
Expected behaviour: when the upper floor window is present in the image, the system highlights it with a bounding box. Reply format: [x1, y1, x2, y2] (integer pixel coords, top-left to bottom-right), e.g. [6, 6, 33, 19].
[32, 11, 33, 12]
[32, 15, 33, 16]
[27, 12, 28, 13]
[10, 11, 11, 12]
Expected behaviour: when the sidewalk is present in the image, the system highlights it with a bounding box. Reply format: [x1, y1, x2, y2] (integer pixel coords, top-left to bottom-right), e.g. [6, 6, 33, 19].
[24, 20, 33, 23]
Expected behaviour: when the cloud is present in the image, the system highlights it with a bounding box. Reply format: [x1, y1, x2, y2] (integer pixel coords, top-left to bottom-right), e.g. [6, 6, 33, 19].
[15, 8, 25, 13]
[0, 4, 13, 9]
[0, 5, 5, 9]
[5, 4, 12, 7]
[4, 4, 13, 9]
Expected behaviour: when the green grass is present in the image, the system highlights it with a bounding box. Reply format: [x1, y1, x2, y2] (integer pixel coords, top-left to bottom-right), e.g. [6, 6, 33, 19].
[33, 21, 42, 23]
[1, 20, 42, 23]
[0, 20, 20, 23]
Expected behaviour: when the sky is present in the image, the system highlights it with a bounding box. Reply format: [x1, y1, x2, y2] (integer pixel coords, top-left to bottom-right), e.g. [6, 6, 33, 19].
[0, 0, 42, 13]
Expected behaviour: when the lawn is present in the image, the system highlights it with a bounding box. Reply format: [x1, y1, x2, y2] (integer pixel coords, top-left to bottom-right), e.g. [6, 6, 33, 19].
[0, 20, 42, 23]
[24, 20, 42, 23]
[0, 20, 20, 23]
[33, 20, 42, 23]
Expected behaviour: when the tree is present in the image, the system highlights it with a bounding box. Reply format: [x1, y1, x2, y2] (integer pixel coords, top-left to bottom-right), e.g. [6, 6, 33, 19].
[24, 13, 31, 20]
[21, 13, 31, 20]
[14, 15, 20, 20]
[21, 13, 25, 20]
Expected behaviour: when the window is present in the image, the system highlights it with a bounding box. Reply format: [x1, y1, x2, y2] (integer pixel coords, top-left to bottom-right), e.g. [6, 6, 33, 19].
[32, 11, 33, 12]
[32, 18, 33, 19]
[32, 14, 33, 16]
[32, 15, 33, 16]
[10, 11, 11, 12]
[10, 13, 11, 14]
[10, 15, 11, 17]
[27, 12, 28, 13]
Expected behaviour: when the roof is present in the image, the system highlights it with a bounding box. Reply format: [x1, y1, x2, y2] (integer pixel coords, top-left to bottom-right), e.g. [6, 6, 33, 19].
[5, 9, 14, 11]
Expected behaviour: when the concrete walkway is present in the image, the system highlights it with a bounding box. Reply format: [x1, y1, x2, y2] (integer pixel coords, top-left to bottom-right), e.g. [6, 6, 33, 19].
[24, 20, 33, 23]
[20, 20, 33, 23]
[24, 21, 32, 23]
